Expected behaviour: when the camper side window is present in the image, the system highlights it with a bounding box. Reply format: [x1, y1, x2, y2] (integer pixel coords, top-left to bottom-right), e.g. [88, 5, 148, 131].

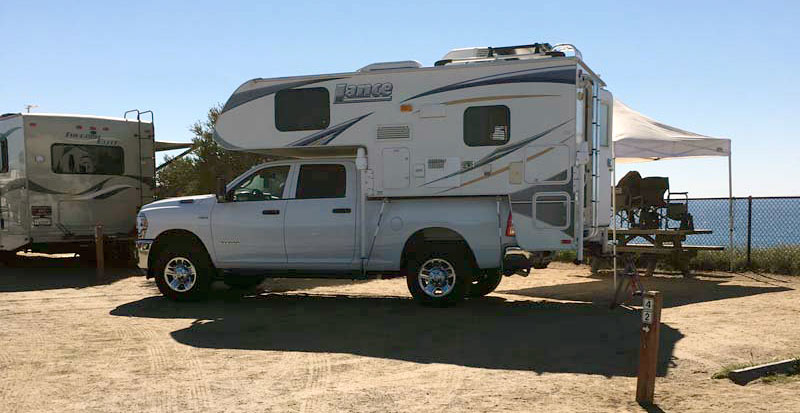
[599, 103, 610, 147]
[463, 105, 510, 146]
[0, 137, 8, 173]
[51, 144, 124, 175]
[275, 88, 331, 132]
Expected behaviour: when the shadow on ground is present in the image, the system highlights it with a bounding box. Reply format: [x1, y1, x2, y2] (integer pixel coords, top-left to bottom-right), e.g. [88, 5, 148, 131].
[0, 254, 140, 292]
[111, 292, 682, 377]
[499, 273, 793, 308]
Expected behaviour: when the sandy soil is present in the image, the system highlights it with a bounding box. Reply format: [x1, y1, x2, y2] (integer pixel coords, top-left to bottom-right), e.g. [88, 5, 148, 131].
[1, 255, 799, 412]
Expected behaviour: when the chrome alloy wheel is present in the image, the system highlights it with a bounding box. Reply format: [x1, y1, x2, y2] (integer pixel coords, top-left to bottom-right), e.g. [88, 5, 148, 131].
[163, 257, 197, 293]
[418, 258, 457, 298]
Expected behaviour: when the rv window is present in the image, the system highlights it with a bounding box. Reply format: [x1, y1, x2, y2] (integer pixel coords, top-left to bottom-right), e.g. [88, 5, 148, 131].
[599, 103, 609, 147]
[51, 144, 124, 175]
[0, 137, 8, 173]
[231, 165, 290, 202]
[295, 164, 346, 199]
[463, 105, 510, 146]
[275, 87, 330, 132]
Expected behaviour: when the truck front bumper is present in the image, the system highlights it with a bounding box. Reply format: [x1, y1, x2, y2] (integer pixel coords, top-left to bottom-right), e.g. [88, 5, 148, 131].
[136, 239, 153, 272]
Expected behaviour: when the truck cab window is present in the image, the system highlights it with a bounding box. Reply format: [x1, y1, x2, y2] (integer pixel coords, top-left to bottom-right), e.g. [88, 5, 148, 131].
[231, 165, 290, 202]
[464, 105, 510, 146]
[275, 87, 330, 132]
[295, 164, 346, 199]
[51, 144, 124, 175]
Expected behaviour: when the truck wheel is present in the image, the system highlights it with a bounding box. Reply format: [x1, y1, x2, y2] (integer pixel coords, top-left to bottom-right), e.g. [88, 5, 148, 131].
[406, 246, 471, 306]
[467, 269, 502, 298]
[153, 242, 212, 301]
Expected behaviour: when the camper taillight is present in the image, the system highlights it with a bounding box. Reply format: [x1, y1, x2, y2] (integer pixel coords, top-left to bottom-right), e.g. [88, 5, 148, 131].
[505, 211, 516, 237]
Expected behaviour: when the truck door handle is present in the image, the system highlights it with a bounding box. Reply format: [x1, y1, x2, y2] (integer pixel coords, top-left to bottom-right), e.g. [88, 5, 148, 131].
[332, 208, 351, 214]
[262, 209, 280, 215]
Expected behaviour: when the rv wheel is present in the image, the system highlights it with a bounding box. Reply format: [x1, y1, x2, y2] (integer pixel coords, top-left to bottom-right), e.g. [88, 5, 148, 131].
[406, 246, 471, 306]
[467, 269, 502, 298]
[153, 242, 212, 301]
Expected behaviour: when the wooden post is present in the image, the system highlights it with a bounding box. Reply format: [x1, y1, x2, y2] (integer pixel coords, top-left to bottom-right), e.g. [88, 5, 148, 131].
[94, 224, 104, 282]
[636, 291, 662, 405]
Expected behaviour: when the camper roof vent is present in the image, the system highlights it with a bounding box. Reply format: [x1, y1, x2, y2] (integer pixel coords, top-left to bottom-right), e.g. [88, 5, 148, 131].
[358, 60, 422, 72]
[435, 43, 578, 66]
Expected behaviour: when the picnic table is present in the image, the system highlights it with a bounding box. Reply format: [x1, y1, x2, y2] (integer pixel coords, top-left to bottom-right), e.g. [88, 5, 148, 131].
[610, 228, 724, 277]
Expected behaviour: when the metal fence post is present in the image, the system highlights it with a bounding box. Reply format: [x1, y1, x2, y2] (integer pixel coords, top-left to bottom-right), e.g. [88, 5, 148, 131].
[746, 196, 752, 268]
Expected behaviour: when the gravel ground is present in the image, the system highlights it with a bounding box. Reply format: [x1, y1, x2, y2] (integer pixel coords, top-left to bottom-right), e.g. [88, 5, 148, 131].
[1, 254, 799, 412]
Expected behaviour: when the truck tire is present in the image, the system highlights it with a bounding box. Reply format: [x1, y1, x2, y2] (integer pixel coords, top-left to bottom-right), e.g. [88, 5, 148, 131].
[0, 251, 17, 265]
[153, 240, 213, 301]
[468, 269, 502, 298]
[405, 245, 471, 306]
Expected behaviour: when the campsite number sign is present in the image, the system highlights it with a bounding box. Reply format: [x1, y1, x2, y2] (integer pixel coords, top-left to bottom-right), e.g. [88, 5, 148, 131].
[641, 297, 655, 324]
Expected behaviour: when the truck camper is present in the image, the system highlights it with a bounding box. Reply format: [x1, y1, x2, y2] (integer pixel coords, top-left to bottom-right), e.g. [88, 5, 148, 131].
[136, 42, 615, 305]
[0, 111, 188, 261]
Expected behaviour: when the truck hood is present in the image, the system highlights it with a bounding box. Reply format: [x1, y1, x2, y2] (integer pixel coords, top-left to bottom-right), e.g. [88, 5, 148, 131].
[141, 194, 216, 212]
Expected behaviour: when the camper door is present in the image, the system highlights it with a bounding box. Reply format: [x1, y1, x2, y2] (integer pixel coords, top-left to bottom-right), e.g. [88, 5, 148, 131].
[510, 143, 575, 251]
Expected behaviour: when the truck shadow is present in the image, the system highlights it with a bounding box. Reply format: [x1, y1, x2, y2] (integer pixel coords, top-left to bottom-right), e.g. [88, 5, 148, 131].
[0, 254, 140, 292]
[498, 273, 794, 308]
[111, 293, 682, 377]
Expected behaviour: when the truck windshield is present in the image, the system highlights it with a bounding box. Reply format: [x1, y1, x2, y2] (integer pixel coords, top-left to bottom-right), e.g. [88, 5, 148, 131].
[51, 144, 124, 175]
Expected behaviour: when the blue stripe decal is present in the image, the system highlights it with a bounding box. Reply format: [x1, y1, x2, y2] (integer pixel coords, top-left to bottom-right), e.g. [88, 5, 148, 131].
[221, 77, 346, 114]
[402, 65, 575, 103]
[421, 119, 572, 187]
[288, 113, 372, 147]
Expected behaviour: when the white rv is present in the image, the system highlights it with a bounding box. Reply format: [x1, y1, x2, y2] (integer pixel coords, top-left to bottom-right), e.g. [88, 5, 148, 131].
[0, 112, 184, 260]
[136, 43, 614, 305]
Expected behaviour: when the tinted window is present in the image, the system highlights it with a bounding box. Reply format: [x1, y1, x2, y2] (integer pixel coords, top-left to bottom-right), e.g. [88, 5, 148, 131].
[231, 165, 290, 202]
[464, 105, 510, 146]
[0, 137, 7, 173]
[275, 87, 330, 132]
[51, 144, 124, 175]
[295, 164, 346, 199]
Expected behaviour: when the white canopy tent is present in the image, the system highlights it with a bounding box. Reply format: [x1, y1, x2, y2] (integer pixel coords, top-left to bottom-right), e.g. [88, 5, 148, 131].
[611, 99, 734, 271]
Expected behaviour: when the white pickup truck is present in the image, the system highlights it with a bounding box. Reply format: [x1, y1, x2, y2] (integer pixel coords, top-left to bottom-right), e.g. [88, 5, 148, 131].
[136, 158, 544, 306]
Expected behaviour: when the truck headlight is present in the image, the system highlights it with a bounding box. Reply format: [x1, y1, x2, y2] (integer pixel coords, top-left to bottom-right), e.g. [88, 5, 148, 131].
[136, 213, 148, 239]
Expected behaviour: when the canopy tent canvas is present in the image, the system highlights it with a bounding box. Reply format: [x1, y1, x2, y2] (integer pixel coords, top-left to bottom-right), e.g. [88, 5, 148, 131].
[613, 100, 730, 161]
[611, 99, 734, 271]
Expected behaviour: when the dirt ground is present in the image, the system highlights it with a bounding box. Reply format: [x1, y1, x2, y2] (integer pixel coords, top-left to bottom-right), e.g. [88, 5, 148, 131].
[1, 255, 799, 412]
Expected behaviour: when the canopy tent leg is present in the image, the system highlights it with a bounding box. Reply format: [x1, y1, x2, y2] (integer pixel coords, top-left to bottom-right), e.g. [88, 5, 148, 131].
[728, 154, 734, 272]
[612, 154, 617, 291]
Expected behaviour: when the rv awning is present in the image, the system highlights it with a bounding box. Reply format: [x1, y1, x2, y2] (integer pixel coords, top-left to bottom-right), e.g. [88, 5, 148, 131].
[612, 100, 730, 162]
[155, 141, 194, 152]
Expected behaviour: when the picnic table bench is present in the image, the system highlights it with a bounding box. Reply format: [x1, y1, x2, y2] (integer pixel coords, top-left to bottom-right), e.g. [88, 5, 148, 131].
[609, 228, 725, 277]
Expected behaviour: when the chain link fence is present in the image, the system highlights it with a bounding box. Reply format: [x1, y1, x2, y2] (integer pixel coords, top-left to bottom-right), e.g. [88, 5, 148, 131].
[684, 196, 800, 275]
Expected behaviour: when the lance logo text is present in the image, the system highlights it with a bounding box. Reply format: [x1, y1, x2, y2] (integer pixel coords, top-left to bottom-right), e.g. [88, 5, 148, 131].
[334, 82, 393, 104]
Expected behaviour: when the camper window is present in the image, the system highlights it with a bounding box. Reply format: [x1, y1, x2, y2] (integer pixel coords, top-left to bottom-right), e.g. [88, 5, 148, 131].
[599, 103, 609, 147]
[51, 144, 124, 175]
[275, 87, 331, 132]
[0, 137, 8, 173]
[295, 164, 346, 199]
[231, 165, 290, 202]
[464, 105, 510, 146]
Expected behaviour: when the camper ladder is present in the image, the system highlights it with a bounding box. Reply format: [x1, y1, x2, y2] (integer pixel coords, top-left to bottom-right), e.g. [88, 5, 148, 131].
[589, 81, 601, 238]
[123, 109, 154, 210]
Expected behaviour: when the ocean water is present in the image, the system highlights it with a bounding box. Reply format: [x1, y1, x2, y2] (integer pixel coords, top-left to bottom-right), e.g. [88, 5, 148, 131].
[618, 197, 800, 248]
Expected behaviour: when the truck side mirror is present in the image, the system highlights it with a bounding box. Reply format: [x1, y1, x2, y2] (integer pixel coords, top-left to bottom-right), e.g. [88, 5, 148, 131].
[216, 177, 228, 203]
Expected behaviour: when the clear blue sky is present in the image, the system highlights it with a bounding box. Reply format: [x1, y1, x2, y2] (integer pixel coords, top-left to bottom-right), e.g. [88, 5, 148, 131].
[2, 0, 797, 197]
